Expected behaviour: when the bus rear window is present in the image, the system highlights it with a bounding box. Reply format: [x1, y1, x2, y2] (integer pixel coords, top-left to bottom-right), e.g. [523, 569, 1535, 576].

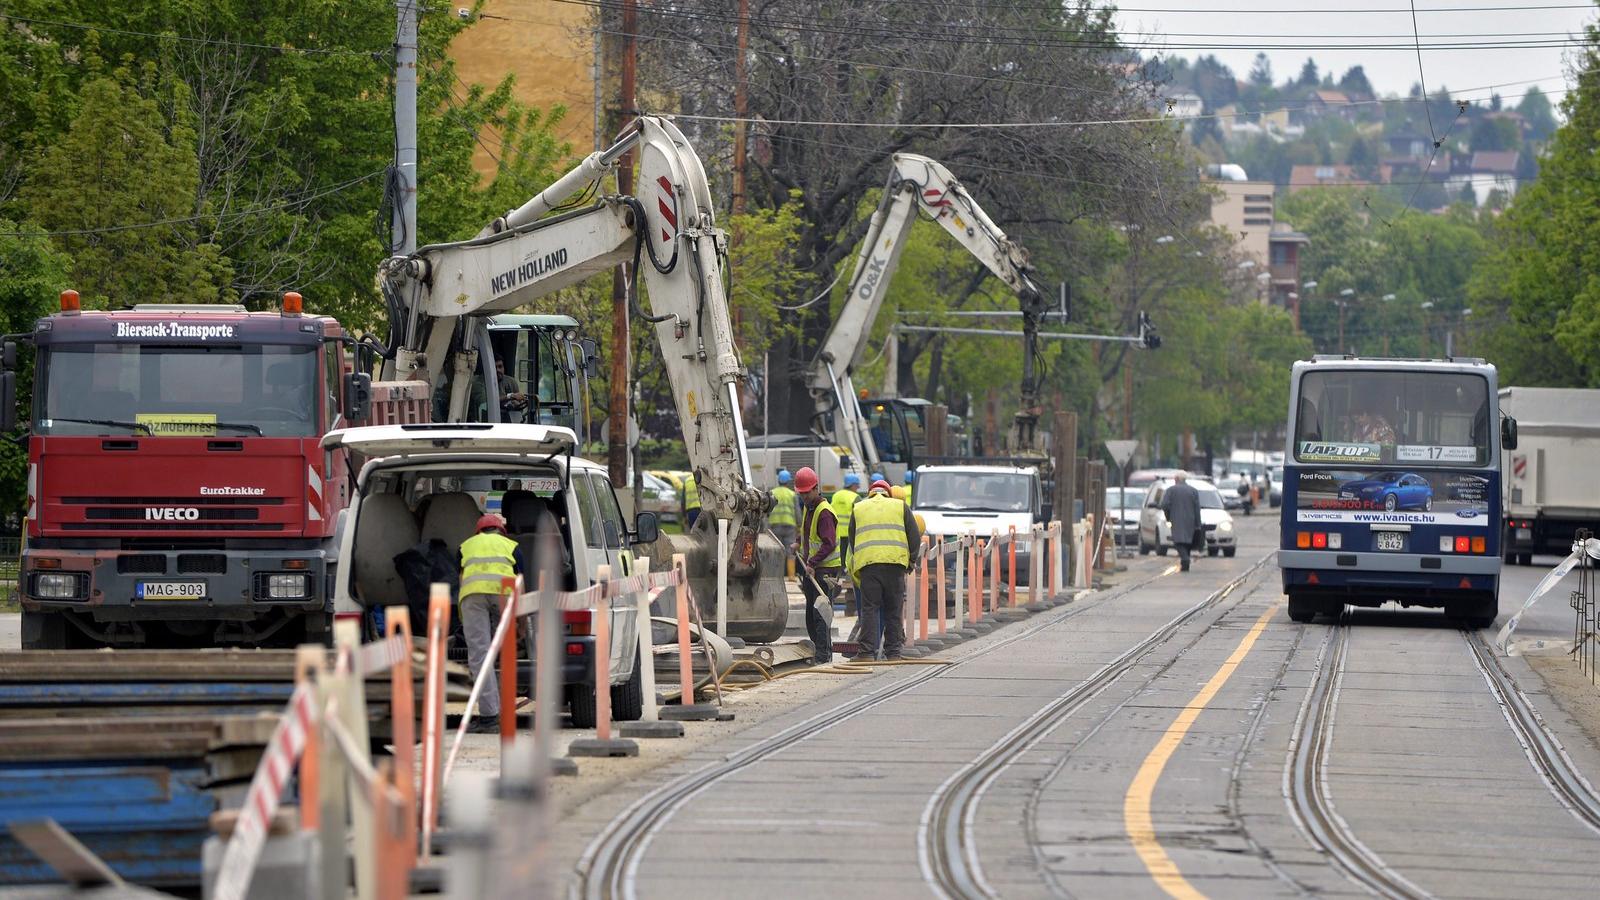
[1293, 370, 1490, 466]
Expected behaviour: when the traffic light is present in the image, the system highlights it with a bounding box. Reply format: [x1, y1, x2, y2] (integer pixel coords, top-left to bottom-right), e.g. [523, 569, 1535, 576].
[1138, 311, 1161, 349]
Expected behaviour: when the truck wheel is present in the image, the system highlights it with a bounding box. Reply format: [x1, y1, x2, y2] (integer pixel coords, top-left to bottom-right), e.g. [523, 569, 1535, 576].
[20, 609, 68, 649]
[611, 649, 645, 722]
[1223, 547, 1237, 558]
[1518, 553, 1533, 567]
[1287, 594, 1317, 624]
[567, 683, 597, 730]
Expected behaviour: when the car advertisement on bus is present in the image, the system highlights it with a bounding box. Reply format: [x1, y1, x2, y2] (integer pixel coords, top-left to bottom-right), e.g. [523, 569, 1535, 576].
[1293, 465, 1491, 527]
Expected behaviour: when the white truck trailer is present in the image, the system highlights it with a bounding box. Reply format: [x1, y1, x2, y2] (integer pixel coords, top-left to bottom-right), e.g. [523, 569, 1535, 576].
[1499, 386, 1600, 564]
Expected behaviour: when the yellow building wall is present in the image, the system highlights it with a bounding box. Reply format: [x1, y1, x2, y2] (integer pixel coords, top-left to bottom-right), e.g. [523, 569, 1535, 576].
[450, 0, 598, 177]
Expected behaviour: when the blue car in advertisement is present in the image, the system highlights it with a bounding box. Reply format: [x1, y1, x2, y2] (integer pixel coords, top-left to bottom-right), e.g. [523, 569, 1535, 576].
[1338, 472, 1434, 511]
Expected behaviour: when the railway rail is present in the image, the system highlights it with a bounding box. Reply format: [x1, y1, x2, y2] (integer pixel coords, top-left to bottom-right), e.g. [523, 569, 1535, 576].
[571, 561, 1190, 900]
[920, 557, 1271, 899]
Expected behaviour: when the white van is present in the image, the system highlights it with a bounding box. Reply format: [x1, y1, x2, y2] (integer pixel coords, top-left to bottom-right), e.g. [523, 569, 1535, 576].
[912, 464, 1048, 585]
[325, 423, 659, 728]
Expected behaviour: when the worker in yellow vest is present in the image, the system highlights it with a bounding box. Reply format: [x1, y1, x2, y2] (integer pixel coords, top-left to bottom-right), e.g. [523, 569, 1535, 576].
[793, 467, 839, 664]
[847, 479, 920, 661]
[769, 469, 800, 573]
[682, 472, 701, 528]
[458, 514, 525, 734]
[830, 472, 862, 613]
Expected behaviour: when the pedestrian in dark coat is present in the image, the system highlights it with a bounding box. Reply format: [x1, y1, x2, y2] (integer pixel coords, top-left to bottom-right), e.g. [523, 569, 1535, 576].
[1160, 471, 1203, 572]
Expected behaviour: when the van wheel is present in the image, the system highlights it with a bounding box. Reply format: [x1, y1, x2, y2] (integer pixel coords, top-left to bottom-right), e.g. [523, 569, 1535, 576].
[567, 683, 598, 730]
[611, 649, 645, 722]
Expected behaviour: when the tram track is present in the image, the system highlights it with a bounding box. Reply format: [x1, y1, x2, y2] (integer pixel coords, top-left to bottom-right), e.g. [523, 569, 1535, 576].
[920, 556, 1273, 900]
[571, 558, 1182, 900]
[1464, 630, 1600, 836]
[1284, 623, 1432, 900]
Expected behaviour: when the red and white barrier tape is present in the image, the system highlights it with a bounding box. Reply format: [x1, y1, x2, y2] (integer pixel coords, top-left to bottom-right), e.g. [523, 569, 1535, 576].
[212, 683, 317, 900]
[513, 567, 686, 617]
[355, 634, 410, 677]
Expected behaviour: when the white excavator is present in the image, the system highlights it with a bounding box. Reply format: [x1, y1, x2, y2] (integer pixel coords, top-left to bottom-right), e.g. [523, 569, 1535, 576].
[368, 115, 786, 642]
[749, 153, 1049, 486]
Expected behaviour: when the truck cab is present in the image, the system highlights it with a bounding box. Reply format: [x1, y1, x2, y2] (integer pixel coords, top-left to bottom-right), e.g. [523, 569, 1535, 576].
[325, 423, 660, 726]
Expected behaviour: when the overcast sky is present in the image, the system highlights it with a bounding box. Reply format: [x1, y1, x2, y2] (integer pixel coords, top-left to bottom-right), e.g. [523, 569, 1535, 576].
[1111, 1, 1596, 106]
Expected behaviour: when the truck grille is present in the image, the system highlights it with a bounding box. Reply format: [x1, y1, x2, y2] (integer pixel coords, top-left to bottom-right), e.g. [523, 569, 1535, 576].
[117, 554, 166, 575]
[178, 554, 227, 575]
[54, 496, 288, 532]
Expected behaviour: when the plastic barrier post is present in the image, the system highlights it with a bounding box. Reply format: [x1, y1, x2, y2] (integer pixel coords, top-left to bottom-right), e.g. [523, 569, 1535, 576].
[952, 537, 965, 628]
[918, 536, 930, 641]
[499, 577, 518, 749]
[936, 541, 948, 635]
[293, 646, 323, 833]
[381, 608, 416, 868]
[317, 642, 351, 899]
[989, 530, 1001, 614]
[593, 565, 613, 741]
[333, 620, 377, 900]
[374, 759, 409, 900]
[1030, 526, 1042, 605]
[1008, 525, 1018, 607]
[674, 554, 694, 703]
[421, 584, 452, 857]
[970, 539, 982, 624]
[634, 558, 658, 722]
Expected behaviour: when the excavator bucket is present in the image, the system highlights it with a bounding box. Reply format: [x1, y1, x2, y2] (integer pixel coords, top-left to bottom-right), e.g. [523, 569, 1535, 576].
[652, 520, 789, 644]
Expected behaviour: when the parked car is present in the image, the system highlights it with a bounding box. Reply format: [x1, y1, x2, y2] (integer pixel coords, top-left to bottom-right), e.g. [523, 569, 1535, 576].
[1338, 471, 1433, 511]
[1267, 465, 1284, 507]
[1137, 479, 1237, 557]
[639, 471, 680, 523]
[1212, 474, 1250, 512]
[1104, 486, 1147, 546]
[1128, 467, 1190, 487]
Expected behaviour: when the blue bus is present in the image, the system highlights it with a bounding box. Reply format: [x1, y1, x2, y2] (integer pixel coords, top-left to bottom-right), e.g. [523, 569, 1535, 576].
[1279, 356, 1518, 627]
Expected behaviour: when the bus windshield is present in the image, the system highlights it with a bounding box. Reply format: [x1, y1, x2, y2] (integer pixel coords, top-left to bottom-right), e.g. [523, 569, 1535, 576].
[1293, 370, 1490, 467]
[38, 343, 319, 437]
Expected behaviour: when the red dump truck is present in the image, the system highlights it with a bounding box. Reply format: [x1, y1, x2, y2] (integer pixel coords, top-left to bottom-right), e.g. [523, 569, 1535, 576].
[2, 292, 373, 648]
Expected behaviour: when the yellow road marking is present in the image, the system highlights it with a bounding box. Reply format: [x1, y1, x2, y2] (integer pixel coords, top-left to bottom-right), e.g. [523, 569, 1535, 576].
[1123, 601, 1281, 900]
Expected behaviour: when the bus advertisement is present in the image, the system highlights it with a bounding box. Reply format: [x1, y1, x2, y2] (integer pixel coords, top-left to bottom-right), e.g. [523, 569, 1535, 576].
[1278, 357, 1517, 628]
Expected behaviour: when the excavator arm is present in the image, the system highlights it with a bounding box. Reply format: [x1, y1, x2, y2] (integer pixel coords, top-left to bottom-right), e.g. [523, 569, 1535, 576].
[809, 153, 1045, 469]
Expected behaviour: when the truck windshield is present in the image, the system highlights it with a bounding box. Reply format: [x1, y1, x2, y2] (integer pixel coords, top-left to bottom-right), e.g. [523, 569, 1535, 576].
[1293, 370, 1490, 467]
[37, 343, 319, 437]
[913, 472, 1033, 513]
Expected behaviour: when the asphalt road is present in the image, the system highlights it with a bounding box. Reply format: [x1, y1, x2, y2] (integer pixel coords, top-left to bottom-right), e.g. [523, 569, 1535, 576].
[549, 514, 1600, 899]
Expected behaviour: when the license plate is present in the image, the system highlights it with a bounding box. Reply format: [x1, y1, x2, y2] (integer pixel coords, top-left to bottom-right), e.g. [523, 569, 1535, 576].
[1516, 527, 1532, 541]
[138, 581, 206, 600]
[1375, 532, 1406, 552]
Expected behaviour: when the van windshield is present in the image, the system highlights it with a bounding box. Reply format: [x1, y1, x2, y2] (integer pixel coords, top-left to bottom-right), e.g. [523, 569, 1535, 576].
[913, 472, 1033, 513]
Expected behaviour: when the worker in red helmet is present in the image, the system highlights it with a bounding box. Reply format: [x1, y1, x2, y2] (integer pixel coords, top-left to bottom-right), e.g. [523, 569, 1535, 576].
[792, 466, 839, 665]
[458, 512, 526, 734]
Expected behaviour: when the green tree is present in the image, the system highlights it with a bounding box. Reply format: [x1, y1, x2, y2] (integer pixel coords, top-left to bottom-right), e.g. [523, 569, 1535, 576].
[1469, 116, 1520, 152]
[1338, 66, 1374, 98]
[1298, 58, 1319, 87]
[1467, 27, 1600, 386]
[0, 224, 71, 517]
[1517, 87, 1558, 141]
[21, 71, 233, 306]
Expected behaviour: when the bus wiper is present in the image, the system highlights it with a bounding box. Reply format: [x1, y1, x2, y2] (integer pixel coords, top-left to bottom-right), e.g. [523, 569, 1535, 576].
[47, 417, 153, 435]
[212, 422, 264, 436]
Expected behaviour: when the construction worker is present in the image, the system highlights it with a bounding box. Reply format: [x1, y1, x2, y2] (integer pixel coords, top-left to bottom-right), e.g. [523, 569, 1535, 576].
[769, 469, 800, 564]
[458, 513, 526, 734]
[904, 470, 915, 506]
[831, 472, 863, 614]
[890, 469, 913, 502]
[792, 467, 839, 665]
[682, 472, 701, 528]
[847, 479, 920, 661]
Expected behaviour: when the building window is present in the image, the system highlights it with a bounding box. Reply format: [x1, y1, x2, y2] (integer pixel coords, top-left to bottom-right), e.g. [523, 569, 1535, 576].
[1315, 166, 1336, 179]
[1244, 217, 1273, 226]
[1244, 205, 1273, 215]
[1244, 194, 1272, 202]
[1270, 243, 1291, 265]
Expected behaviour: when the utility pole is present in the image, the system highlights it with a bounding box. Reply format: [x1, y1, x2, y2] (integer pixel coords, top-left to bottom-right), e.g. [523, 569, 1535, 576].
[608, 0, 638, 488]
[1123, 363, 1133, 440]
[392, 0, 418, 256]
[731, 0, 750, 218]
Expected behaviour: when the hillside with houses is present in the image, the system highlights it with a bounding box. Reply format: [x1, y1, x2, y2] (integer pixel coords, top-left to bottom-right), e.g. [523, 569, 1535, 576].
[1163, 54, 1556, 212]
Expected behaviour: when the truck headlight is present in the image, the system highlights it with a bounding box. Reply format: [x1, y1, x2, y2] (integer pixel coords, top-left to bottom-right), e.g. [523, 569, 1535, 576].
[266, 574, 310, 599]
[32, 572, 83, 600]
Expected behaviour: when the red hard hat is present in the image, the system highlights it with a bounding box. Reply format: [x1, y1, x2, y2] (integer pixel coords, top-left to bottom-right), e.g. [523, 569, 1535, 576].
[869, 479, 892, 494]
[793, 466, 819, 493]
[476, 513, 507, 533]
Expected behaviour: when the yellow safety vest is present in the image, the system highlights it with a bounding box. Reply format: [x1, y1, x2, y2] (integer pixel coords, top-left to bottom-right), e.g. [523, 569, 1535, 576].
[849, 495, 909, 576]
[805, 502, 843, 570]
[459, 531, 518, 599]
[769, 485, 798, 527]
[830, 489, 859, 540]
[683, 474, 700, 511]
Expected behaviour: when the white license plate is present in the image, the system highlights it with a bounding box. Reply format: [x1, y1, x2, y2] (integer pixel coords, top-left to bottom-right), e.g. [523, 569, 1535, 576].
[1516, 527, 1532, 541]
[138, 581, 206, 600]
[1375, 532, 1406, 552]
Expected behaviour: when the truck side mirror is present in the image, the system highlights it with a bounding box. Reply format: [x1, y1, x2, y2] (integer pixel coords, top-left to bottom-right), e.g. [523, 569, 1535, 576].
[2, 340, 16, 370]
[580, 338, 601, 379]
[1501, 416, 1518, 451]
[0, 371, 14, 432]
[344, 372, 372, 422]
[632, 511, 659, 545]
